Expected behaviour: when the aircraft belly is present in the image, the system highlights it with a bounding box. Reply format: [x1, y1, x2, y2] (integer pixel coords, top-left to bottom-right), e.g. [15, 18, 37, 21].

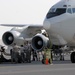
[49, 33, 67, 45]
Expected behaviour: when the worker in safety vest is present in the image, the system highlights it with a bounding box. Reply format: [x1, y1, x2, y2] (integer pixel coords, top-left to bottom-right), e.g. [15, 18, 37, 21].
[44, 47, 52, 64]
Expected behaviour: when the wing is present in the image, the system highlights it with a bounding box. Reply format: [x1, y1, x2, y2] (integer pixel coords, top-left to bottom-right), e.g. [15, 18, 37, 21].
[1, 24, 43, 38]
[22, 25, 43, 38]
[0, 24, 26, 27]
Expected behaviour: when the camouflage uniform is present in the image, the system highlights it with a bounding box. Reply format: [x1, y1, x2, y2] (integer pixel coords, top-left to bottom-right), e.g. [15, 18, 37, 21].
[20, 46, 25, 63]
[11, 44, 20, 63]
[24, 43, 31, 63]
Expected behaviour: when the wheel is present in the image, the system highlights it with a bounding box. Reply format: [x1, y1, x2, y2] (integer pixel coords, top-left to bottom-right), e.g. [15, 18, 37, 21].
[70, 52, 75, 63]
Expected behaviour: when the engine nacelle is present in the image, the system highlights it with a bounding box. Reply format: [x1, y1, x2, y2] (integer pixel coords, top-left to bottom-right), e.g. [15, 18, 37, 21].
[31, 34, 50, 51]
[2, 31, 24, 46]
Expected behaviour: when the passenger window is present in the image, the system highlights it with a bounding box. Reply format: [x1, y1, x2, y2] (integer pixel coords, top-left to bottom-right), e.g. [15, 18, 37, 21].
[67, 8, 72, 14]
[72, 8, 75, 13]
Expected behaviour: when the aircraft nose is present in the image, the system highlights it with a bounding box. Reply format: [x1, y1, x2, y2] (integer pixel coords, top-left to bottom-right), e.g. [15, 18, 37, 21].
[43, 20, 50, 30]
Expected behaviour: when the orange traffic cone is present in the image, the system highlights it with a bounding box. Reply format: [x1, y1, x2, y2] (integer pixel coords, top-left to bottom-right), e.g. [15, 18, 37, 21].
[45, 59, 49, 65]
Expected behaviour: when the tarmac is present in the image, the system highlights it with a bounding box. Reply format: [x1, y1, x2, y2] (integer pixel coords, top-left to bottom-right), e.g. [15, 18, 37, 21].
[0, 55, 75, 75]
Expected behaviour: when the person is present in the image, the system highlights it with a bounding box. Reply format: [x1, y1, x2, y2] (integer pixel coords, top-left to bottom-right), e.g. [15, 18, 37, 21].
[26, 41, 31, 63]
[20, 45, 25, 63]
[11, 43, 20, 63]
[33, 51, 37, 61]
[59, 47, 64, 61]
[41, 29, 48, 37]
[39, 52, 43, 61]
[10, 49, 14, 63]
[24, 41, 29, 51]
[24, 41, 31, 63]
[43, 47, 52, 64]
[0, 46, 5, 63]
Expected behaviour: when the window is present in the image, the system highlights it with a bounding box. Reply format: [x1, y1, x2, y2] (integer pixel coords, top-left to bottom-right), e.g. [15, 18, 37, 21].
[72, 8, 75, 13]
[50, 8, 56, 12]
[46, 8, 66, 19]
[67, 8, 72, 14]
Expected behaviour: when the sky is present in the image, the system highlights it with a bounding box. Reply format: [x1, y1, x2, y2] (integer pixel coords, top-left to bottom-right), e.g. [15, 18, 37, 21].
[0, 0, 60, 24]
[0, 0, 60, 42]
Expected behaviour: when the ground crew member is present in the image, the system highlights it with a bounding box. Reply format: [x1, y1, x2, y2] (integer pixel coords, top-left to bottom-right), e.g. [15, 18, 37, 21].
[26, 41, 31, 63]
[0, 46, 5, 63]
[20, 45, 25, 63]
[23, 41, 28, 62]
[59, 48, 64, 61]
[43, 47, 52, 64]
[24, 41, 29, 51]
[11, 43, 20, 63]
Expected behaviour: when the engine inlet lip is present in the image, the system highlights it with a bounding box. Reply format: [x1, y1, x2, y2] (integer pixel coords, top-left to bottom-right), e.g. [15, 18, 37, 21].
[2, 32, 14, 45]
[31, 36, 44, 51]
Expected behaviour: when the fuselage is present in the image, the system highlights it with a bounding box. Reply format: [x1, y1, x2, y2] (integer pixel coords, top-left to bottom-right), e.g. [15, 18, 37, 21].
[43, 0, 75, 46]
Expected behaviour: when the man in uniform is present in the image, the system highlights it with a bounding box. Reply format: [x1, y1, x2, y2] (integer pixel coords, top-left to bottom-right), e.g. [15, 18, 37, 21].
[11, 43, 20, 63]
[20, 45, 25, 63]
[24, 41, 31, 63]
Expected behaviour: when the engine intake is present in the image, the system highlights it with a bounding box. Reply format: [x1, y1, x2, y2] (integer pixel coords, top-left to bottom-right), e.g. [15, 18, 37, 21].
[2, 31, 21, 46]
[31, 34, 49, 51]
[2, 32, 14, 45]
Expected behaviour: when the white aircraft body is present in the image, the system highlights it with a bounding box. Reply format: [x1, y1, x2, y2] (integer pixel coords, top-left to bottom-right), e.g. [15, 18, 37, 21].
[1, 0, 75, 63]
[44, 0, 75, 46]
[43, 0, 75, 63]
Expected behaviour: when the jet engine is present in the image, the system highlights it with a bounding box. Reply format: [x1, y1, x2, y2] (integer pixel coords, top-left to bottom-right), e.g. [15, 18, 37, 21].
[31, 33, 50, 51]
[2, 31, 24, 46]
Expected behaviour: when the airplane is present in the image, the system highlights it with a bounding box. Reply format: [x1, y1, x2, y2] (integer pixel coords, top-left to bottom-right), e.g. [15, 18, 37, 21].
[0, 0, 75, 63]
[43, 0, 75, 63]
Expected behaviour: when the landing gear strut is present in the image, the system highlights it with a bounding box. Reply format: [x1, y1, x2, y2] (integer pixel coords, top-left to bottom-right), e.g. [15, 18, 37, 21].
[71, 52, 75, 63]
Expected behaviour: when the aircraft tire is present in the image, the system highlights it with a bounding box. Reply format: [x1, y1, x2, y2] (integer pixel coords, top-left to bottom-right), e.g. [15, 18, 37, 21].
[71, 52, 75, 63]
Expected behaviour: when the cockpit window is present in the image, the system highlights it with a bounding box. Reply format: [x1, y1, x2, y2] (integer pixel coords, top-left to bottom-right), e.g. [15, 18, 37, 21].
[50, 8, 56, 12]
[72, 8, 75, 13]
[46, 8, 66, 19]
[67, 8, 72, 14]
